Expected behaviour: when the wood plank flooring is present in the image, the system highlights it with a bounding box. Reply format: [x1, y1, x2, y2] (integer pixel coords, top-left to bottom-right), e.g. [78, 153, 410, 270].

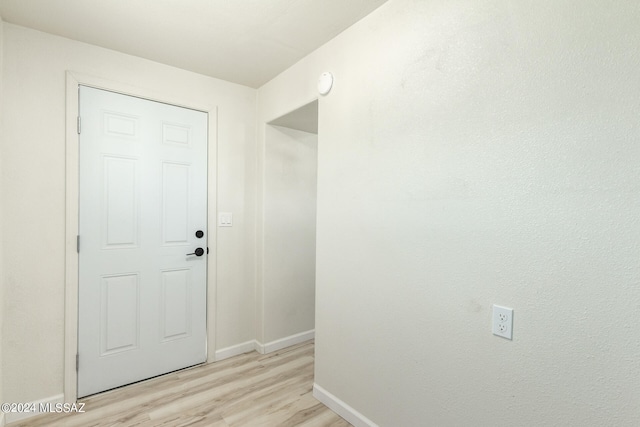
[10, 341, 351, 427]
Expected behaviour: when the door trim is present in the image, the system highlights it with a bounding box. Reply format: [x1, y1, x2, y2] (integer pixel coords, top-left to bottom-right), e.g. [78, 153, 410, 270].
[64, 71, 218, 402]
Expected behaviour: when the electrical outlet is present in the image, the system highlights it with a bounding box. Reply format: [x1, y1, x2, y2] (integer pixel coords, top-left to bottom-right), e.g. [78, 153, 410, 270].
[492, 305, 513, 340]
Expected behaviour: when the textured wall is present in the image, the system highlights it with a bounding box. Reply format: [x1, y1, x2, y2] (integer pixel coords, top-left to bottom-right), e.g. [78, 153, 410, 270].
[263, 125, 317, 343]
[0, 23, 257, 403]
[259, 0, 640, 425]
[0, 14, 4, 423]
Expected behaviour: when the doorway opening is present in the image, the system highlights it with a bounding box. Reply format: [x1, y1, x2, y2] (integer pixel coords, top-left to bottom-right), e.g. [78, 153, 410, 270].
[262, 100, 318, 348]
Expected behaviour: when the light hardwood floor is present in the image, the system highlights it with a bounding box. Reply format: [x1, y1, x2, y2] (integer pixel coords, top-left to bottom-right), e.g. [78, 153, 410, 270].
[10, 341, 351, 427]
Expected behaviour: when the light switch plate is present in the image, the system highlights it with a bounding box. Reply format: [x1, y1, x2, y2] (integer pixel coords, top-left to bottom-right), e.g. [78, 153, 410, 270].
[218, 212, 233, 227]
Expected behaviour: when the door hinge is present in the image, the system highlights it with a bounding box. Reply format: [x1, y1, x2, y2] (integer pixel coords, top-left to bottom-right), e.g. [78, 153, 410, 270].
[77, 235, 80, 253]
[77, 116, 81, 134]
[76, 354, 79, 372]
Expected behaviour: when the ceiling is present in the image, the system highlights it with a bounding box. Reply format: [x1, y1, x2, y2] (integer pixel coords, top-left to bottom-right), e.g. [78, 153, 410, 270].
[0, 0, 387, 88]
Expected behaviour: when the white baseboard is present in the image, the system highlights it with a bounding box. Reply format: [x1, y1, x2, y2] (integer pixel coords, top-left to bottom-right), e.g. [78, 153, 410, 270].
[215, 330, 314, 361]
[1, 411, 5, 427]
[4, 393, 65, 424]
[256, 329, 315, 354]
[214, 340, 257, 362]
[313, 383, 378, 427]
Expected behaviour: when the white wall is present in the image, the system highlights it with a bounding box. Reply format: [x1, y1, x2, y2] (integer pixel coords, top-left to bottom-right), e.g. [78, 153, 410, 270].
[258, 0, 640, 425]
[262, 125, 317, 344]
[0, 23, 256, 404]
[0, 14, 5, 427]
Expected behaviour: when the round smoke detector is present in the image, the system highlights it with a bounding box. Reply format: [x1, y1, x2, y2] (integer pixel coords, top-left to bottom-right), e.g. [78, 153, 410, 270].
[318, 72, 333, 95]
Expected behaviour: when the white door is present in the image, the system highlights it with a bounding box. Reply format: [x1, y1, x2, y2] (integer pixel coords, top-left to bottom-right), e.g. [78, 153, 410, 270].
[78, 86, 208, 397]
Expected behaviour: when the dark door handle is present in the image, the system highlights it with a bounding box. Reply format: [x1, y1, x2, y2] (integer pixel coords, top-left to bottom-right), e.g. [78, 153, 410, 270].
[187, 247, 205, 257]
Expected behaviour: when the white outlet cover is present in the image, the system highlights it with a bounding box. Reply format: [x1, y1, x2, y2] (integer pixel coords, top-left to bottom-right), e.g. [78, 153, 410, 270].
[492, 305, 513, 340]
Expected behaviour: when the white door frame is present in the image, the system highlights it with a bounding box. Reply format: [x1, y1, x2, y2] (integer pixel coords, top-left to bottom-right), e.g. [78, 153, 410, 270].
[64, 71, 218, 402]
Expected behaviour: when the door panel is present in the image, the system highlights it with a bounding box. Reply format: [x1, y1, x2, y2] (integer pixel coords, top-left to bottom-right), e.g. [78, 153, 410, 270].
[101, 273, 139, 355]
[162, 162, 190, 244]
[78, 86, 208, 397]
[161, 269, 191, 341]
[103, 156, 138, 248]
